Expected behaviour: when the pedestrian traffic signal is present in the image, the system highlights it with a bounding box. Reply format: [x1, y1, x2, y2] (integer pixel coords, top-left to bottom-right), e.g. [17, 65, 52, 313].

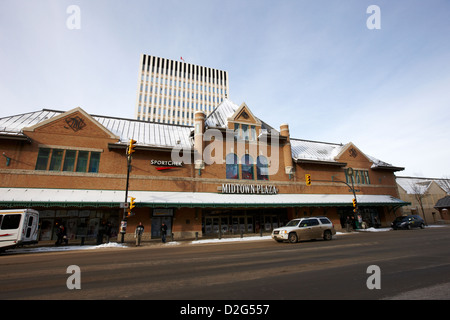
[305, 174, 311, 186]
[127, 139, 137, 155]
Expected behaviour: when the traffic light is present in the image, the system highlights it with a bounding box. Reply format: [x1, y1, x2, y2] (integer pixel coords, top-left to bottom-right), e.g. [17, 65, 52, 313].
[352, 198, 357, 212]
[127, 196, 136, 216]
[305, 174, 311, 186]
[129, 197, 136, 211]
[127, 139, 137, 155]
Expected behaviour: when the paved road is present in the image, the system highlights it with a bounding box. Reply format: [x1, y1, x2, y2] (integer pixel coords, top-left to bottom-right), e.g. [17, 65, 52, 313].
[1, 226, 450, 301]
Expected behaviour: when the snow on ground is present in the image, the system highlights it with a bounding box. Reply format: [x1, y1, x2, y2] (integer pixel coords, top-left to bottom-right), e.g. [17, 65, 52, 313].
[4, 225, 447, 254]
[354, 227, 391, 232]
[191, 235, 272, 244]
[5, 242, 128, 254]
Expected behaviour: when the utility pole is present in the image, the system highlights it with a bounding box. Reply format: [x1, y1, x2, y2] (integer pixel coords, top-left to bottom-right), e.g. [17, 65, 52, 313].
[119, 139, 136, 243]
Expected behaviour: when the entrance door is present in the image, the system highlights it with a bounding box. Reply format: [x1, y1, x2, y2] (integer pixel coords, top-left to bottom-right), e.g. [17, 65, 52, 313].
[151, 217, 172, 239]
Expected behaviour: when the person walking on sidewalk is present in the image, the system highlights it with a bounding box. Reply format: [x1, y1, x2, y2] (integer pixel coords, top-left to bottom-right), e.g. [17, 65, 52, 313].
[160, 223, 168, 243]
[135, 222, 145, 246]
[55, 224, 68, 246]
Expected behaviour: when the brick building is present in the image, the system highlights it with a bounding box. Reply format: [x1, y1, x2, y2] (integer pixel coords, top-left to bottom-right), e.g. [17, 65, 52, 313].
[396, 176, 449, 224]
[0, 100, 408, 242]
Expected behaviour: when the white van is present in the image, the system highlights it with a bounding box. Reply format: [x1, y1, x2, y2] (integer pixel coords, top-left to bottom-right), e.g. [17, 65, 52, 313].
[0, 209, 39, 252]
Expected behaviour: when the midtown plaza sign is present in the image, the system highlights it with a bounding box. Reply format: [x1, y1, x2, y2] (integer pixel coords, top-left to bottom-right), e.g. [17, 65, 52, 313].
[221, 183, 279, 195]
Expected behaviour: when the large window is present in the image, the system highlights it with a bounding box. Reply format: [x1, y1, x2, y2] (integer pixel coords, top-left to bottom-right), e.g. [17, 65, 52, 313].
[35, 148, 101, 173]
[256, 156, 269, 180]
[49, 149, 64, 171]
[345, 169, 371, 185]
[233, 123, 257, 142]
[35, 148, 51, 170]
[241, 154, 254, 180]
[63, 150, 77, 172]
[225, 154, 271, 180]
[76, 151, 89, 172]
[88, 152, 101, 173]
[226, 153, 239, 179]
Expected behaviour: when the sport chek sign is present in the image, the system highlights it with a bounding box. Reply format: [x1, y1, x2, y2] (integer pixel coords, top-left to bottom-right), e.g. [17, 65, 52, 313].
[151, 159, 183, 171]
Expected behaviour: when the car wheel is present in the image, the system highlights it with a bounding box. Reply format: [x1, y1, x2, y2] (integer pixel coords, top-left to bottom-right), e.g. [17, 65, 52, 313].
[288, 232, 298, 243]
[420, 223, 425, 229]
[406, 224, 411, 230]
[323, 230, 332, 241]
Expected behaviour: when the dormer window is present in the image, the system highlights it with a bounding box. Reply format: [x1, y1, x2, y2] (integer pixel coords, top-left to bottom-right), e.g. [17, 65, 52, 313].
[242, 124, 249, 140]
[233, 123, 257, 141]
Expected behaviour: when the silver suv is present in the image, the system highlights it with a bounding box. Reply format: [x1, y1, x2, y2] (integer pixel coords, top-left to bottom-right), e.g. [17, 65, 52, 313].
[272, 217, 336, 243]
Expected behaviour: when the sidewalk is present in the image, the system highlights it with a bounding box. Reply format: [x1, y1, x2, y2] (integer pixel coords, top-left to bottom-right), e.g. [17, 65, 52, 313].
[23, 228, 365, 250]
[32, 233, 275, 248]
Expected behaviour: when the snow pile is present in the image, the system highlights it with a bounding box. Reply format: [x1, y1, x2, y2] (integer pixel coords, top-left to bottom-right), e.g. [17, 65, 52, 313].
[191, 235, 272, 244]
[356, 227, 391, 232]
[5, 242, 128, 254]
[86, 242, 128, 249]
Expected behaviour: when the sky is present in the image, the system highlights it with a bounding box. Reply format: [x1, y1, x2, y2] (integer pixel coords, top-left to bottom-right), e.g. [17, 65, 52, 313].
[1, 0, 449, 178]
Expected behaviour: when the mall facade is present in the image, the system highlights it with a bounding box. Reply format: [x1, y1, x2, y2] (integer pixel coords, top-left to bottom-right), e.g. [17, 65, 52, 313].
[0, 100, 409, 242]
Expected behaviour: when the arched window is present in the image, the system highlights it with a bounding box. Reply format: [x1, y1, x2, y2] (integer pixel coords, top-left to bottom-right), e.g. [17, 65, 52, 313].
[226, 153, 239, 179]
[257, 156, 269, 180]
[241, 154, 254, 180]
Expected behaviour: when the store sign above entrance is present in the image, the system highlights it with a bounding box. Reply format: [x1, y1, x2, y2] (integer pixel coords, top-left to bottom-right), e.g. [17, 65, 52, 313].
[221, 183, 279, 195]
[151, 159, 183, 171]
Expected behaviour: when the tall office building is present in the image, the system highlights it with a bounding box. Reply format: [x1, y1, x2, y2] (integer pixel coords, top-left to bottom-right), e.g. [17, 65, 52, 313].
[135, 54, 229, 125]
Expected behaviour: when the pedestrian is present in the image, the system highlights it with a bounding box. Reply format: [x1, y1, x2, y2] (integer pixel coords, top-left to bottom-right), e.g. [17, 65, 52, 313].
[135, 222, 144, 246]
[161, 222, 168, 243]
[345, 216, 352, 232]
[55, 225, 68, 246]
[105, 222, 112, 243]
[97, 221, 105, 245]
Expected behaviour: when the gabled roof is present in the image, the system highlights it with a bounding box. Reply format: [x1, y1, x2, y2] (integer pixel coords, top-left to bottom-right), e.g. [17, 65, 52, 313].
[23, 107, 120, 140]
[291, 138, 345, 165]
[0, 108, 192, 149]
[0, 109, 61, 137]
[396, 176, 447, 195]
[290, 138, 403, 170]
[435, 195, 450, 209]
[205, 99, 276, 134]
[227, 102, 262, 125]
[0, 103, 403, 170]
[397, 177, 432, 194]
[93, 114, 192, 149]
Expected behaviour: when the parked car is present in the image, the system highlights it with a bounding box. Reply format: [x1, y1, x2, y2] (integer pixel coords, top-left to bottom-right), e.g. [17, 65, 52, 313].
[391, 215, 425, 230]
[272, 217, 336, 243]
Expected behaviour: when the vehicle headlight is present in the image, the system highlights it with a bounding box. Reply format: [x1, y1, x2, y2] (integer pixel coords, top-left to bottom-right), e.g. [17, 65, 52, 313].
[281, 230, 287, 234]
